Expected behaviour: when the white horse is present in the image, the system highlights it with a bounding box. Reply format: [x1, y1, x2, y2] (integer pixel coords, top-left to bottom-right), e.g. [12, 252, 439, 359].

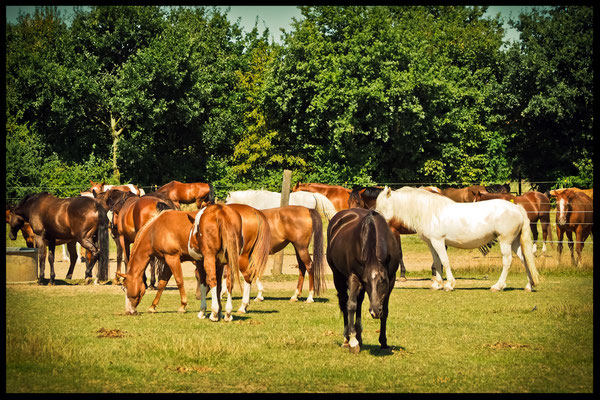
[225, 190, 337, 220]
[375, 186, 539, 292]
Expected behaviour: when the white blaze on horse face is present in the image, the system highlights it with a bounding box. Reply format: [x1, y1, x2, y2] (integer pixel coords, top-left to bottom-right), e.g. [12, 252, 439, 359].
[557, 198, 567, 225]
[187, 207, 206, 260]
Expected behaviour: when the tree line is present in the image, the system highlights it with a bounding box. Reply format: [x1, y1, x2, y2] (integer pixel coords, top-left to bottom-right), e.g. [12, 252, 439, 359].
[5, 6, 593, 201]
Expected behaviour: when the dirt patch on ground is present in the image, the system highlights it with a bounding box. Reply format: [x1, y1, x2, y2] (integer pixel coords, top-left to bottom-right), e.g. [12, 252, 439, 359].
[483, 341, 538, 350]
[96, 327, 127, 338]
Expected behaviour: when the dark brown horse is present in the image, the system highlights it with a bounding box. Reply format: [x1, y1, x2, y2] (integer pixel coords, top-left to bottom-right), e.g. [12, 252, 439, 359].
[552, 189, 593, 267]
[254, 205, 326, 303]
[441, 185, 488, 202]
[292, 182, 351, 212]
[327, 208, 400, 353]
[155, 180, 215, 209]
[110, 194, 176, 287]
[116, 209, 204, 315]
[8, 192, 109, 284]
[474, 191, 553, 254]
[6, 206, 35, 248]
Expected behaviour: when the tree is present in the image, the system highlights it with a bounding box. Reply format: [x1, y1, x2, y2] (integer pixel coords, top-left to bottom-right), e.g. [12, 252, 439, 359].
[500, 6, 593, 189]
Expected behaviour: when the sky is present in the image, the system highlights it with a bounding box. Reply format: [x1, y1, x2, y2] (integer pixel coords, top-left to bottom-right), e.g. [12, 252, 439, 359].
[5, 5, 544, 43]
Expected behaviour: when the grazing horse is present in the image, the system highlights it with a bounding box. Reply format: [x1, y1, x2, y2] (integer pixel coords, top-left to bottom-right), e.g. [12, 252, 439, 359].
[225, 189, 337, 220]
[292, 182, 351, 212]
[89, 180, 144, 196]
[549, 187, 593, 200]
[110, 194, 177, 287]
[376, 186, 539, 292]
[155, 180, 215, 209]
[441, 185, 488, 202]
[474, 191, 553, 254]
[552, 189, 593, 267]
[8, 192, 109, 284]
[116, 208, 201, 315]
[327, 208, 400, 353]
[256, 206, 326, 303]
[6, 206, 35, 248]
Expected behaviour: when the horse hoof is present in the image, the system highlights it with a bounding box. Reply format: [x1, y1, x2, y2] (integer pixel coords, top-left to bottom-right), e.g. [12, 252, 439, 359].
[198, 311, 206, 319]
[349, 345, 360, 354]
[224, 314, 233, 322]
[254, 295, 264, 302]
[398, 277, 407, 282]
[305, 297, 315, 303]
[84, 277, 93, 285]
[490, 287, 501, 292]
[289, 297, 298, 302]
[65, 275, 73, 280]
[209, 312, 219, 322]
[147, 307, 157, 313]
[49, 280, 56, 286]
[177, 307, 187, 313]
[341, 339, 350, 348]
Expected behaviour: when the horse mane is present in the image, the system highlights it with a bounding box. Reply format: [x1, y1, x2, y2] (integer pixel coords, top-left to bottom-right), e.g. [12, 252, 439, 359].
[16, 192, 50, 209]
[362, 187, 383, 200]
[359, 211, 378, 264]
[387, 187, 454, 233]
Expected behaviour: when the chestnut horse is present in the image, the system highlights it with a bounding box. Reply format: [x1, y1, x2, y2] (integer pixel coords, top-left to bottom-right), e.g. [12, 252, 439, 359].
[327, 208, 400, 353]
[474, 191, 553, 254]
[211, 203, 271, 314]
[155, 180, 215, 209]
[116, 209, 203, 315]
[186, 205, 243, 321]
[441, 185, 488, 202]
[253, 206, 326, 303]
[109, 193, 177, 287]
[549, 187, 593, 200]
[552, 189, 593, 267]
[292, 182, 351, 212]
[8, 192, 109, 284]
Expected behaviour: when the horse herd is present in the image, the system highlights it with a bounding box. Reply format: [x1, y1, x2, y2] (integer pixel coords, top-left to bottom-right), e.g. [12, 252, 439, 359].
[6, 180, 594, 353]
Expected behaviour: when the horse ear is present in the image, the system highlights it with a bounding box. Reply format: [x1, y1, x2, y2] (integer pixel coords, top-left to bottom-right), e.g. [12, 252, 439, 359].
[92, 189, 98, 198]
[384, 186, 392, 198]
[187, 214, 196, 224]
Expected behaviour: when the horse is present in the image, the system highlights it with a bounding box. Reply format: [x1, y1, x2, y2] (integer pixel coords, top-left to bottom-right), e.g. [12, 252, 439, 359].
[116, 208, 201, 315]
[485, 183, 511, 194]
[186, 205, 243, 321]
[549, 187, 593, 200]
[6, 206, 35, 248]
[292, 182, 351, 212]
[441, 185, 489, 202]
[552, 189, 593, 267]
[375, 186, 540, 292]
[155, 180, 215, 209]
[207, 203, 271, 314]
[8, 192, 109, 285]
[89, 180, 144, 196]
[109, 193, 177, 287]
[255, 206, 326, 303]
[326, 208, 400, 353]
[225, 189, 337, 220]
[474, 191, 553, 254]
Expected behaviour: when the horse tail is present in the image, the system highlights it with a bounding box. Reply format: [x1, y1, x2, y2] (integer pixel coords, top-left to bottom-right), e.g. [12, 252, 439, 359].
[156, 200, 174, 213]
[95, 200, 109, 281]
[359, 211, 377, 264]
[312, 193, 337, 220]
[208, 183, 216, 204]
[309, 208, 326, 295]
[246, 209, 271, 283]
[218, 207, 241, 293]
[517, 205, 540, 287]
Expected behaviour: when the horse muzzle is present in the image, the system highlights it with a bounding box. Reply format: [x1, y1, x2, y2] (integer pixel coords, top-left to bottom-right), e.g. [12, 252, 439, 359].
[369, 306, 383, 319]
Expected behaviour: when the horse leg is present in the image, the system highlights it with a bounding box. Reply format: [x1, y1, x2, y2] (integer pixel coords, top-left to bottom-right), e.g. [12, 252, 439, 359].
[203, 254, 222, 321]
[331, 268, 350, 348]
[65, 241, 78, 279]
[36, 238, 47, 284]
[425, 240, 444, 290]
[47, 241, 56, 285]
[491, 240, 513, 291]
[165, 254, 187, 313]
[195, 263, 209, 318]
[62, 244, 70, 263]
[392, 231, 407, 281]
[79, 237, 99, 284]
[346, 274, 363, 353]
[148, 263, 172, 313]
[378, 284, 393, 350]
[564, 231, 576, 266]
[291, 263, 306, 302]
[217, 263, 233, 322]
[575, 229, 586, 268]
[531, 221, 539, 255]
[556, 226, 565, 264]
[429, 239, 455, 291]
[510, 239, 535, 292]
[238, 254, 252, 314]
[254, 277, 265, 302]
[113, 235, 123, 285]
[295, 245, 315, 303]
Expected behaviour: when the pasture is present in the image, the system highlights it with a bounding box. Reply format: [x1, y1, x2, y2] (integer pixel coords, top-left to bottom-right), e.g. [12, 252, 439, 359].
[5, 216, 593, 393]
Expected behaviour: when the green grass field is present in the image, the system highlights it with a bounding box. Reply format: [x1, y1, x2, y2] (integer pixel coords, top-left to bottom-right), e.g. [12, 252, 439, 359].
[5, 208, 594, 393]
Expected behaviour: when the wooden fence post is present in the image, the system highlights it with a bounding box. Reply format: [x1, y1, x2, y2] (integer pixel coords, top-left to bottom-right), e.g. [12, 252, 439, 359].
[272, 169, 292, 276]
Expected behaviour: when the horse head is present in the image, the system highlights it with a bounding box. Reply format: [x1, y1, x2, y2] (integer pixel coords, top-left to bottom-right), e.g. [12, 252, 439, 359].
[556, 189, 577, 225]
[116, 272, 145, 315]
[7, 207, 26, 241]
[374, 186, 394, 221]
